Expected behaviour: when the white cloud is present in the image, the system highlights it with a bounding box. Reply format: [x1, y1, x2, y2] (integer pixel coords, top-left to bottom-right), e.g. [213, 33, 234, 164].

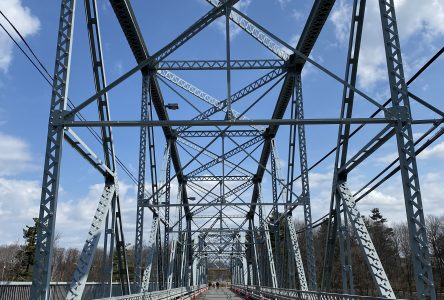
[0, 0, 40, 72]
[330, 0, 350, 44]
[55, 181, 138, 248]
[0, 178, 140, 249]
[0, 131, 37, 176]
[214, 0, 252, 39]
[419, 141, 444, 159]
[374, 152, 398, 165]
[330, 0, 444, 88]
[0, 177, 41, 244]
[292, 9, 303, 21]
[275, 0, 291, 10]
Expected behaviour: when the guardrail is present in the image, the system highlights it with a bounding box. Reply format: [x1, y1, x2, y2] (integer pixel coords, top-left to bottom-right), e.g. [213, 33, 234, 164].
[0, 282, 202, 300]
[0, 282, 137, 299]
[231, 284, 400, 300]
[100, 285, 208, 300]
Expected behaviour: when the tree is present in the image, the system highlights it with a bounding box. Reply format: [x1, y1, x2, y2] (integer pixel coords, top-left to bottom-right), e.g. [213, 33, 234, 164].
[13, 218, 39, 280]
[426, 215, 444, 292]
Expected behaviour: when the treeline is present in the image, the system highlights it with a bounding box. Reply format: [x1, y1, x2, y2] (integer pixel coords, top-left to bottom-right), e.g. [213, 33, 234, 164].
[1, 209, 443, 298]
[0, 218, 144, 282]
[297, 208, 444, 298]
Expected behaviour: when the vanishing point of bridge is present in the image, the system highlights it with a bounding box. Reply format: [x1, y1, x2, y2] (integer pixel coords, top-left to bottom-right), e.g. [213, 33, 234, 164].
[24, 0, 441, 299]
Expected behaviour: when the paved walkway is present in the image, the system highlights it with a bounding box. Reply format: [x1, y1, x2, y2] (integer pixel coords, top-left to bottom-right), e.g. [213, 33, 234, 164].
[196, 288, 244, 300]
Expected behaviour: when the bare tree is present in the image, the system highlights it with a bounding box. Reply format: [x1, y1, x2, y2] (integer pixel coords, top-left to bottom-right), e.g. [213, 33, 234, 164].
[426, 215, 444, 292]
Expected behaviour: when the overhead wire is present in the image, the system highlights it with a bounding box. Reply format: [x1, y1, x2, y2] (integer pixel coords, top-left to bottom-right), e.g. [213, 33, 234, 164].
[294, 45, 444, 233]
[0, 11, 143, 191]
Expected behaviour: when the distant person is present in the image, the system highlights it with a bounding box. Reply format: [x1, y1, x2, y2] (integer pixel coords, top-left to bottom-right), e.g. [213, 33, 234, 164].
[216, 281, 219, 289]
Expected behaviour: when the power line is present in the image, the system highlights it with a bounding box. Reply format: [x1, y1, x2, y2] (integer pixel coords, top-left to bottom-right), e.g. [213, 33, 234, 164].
[0, 11, 143, 191]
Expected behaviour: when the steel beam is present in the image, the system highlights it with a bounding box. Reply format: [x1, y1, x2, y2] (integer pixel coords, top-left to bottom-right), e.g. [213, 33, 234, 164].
[30, 1, 76, 298]
[66, 182, 115, 299]
[247, 0, 336, 219]
[378, 1, 436, 298]
[157, 59, 284, 70]
[337, 182, 395, 298]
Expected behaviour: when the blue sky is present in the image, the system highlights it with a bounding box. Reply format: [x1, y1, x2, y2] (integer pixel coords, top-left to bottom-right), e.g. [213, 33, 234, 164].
[0, 0, 444, 249]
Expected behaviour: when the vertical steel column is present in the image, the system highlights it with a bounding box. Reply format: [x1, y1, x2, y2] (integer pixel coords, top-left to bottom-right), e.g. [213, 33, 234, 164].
[263, 222, 278, 288]
[180, 232, 188, 287]
[225, 3, 233, 120]
[142, 216, 160, 292]
[113, 192, 131, 294]
[187, 219, 193, 287]
[251, 219, 261, 287]
[30, 1, 76, 298]
[241, 234, 249, 286]
[294, 73, 317, 290]
[100, 198, 115, 297]
[378, 1, 436, 298]
[83, 0, 116, 171]
[285, 74, 302, 290]
[175, 186, 183, 288]
[257, 185, 267, 286]
[83, 0, 131, 293]
[167, 240, 177, 289]
[336, 193, 354, 294]
[322, 0, 365, 292]
[156, 221, 164, 290]
[163, 141, 172, 285]
[134, 75, 149, 291]
[270, 140, 281, 286]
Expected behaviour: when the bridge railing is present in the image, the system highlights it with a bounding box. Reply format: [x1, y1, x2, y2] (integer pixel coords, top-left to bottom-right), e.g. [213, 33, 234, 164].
[231, 284, 400, 300]
[97, 285, 208, 300]
[0, 281, 141, 299]
[0, 282, 201, 300]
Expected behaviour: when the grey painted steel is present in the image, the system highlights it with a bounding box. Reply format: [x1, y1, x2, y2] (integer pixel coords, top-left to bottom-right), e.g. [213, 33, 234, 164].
[30, 0, 76, 298]
[270, 140, 281, 286]
[378, 1, 436, 298]
[97, 285, 207, 300]
[177, 130, 261, 138]
[337, 182, 395, 298]
[263, 223, 278, 288]
[69, 0, 240, 117]
[286, 216, 308, 291]
[247, 0, 336, 219]
[186, 175, 252, 182]
[323, 0, 365, 292]
[142, 217, 160, 292]
[107, 0, 240, 221]
[83, 0, 130, 294]
[134, 76, 149, 291]
[157, 59, 284, 70]
[167, 240, 177, 290]
[157, 70, 264, 132]
[66, 183, 116, 299]
[1, 282, 138, 300]
[232, 285, 398, 300]
[64, 129, 114, 177]
[29, 0, 443, 298]
[175, 68, 284, 133]
[61, 117, 437, 128]
[294, 73, 316, 290]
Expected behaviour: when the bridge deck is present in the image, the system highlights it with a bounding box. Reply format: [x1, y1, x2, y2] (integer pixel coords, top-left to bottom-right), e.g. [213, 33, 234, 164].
[197, 288, 244, 300]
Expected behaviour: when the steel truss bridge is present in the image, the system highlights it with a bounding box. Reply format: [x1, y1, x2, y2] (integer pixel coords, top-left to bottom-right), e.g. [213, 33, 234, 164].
[28, 0, 442, 299]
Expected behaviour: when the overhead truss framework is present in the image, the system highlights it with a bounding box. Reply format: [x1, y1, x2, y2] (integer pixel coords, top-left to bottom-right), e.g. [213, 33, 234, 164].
[30, 0, 441, 299]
